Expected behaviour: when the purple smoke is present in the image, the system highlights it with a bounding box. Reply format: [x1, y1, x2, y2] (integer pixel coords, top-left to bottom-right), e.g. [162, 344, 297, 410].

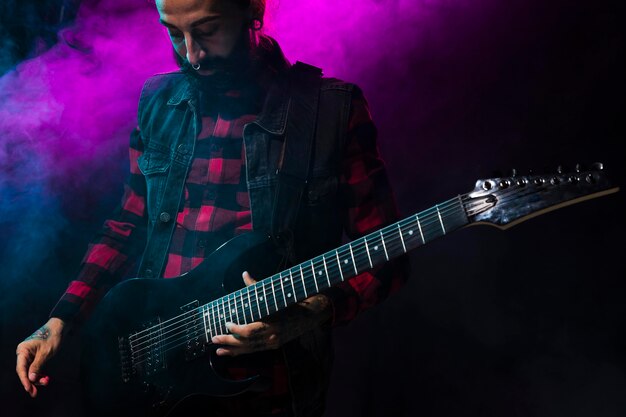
[0, 0, 492, 280]
[2, 2, 625, 416]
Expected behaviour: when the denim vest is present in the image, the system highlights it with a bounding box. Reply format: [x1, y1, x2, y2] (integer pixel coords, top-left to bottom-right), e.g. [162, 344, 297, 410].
[135, 65, 355, 417]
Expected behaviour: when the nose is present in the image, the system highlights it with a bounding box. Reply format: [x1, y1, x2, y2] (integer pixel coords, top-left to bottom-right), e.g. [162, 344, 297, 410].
[184, 34, 205, 66]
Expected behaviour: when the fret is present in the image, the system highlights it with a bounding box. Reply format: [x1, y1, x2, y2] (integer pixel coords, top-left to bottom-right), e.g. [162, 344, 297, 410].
[253, 285, 261, 319]
[356, 240, 372, 272]
[416, 214, 425, 244]
[310, 262, 319, 293]
[278, 274, 287, 307]
[261, 280, 269, 315]
[322, 255, 331, 287]
[220, 298, 227, 331]
[225, 295, 232, 324]
[202, 305, 210, 339]
[239, 290, 247, 324]
[446, 197, 468, 231]
[299, 265, 307, 298]
[288, 269, 300, 301]
[364, 237, 373, 268]
[245, 289, 252, 321]
[206, 302, 213, 335]
[270, 275, 278, 312]
[211, 301, 220, 334]
[398, 223, 407, 253]
[285, 276, 298, 304]
[370, 233, 385, 264]
[348, 243, 358, 275]
[282, 273, 293, 302]
[231, 293, 238, 322]
[232, 292, 240, 324]
[380, 230, 389, 261]
[335, 250, 345, 281]
[232, 291, 239, 325]
[436, 204, 446, 234]
[202, 305, 210, 341]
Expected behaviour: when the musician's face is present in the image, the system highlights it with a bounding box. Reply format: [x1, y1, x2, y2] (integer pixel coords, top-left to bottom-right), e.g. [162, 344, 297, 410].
[156, 0, 250, 75]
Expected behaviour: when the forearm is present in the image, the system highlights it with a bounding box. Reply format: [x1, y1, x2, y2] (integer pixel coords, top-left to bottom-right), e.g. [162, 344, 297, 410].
[51, 129, 148, 325]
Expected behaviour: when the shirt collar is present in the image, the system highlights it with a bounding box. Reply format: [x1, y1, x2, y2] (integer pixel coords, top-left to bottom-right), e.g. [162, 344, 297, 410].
[166, 35, 292, 134]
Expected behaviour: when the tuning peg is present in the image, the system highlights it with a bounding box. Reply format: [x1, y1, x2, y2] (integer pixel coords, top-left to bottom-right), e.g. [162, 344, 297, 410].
[575, 163, 582, 173]
[511, 168, 517, 177]
[592, 162, 604, 171]
[557, 165, 564, 174]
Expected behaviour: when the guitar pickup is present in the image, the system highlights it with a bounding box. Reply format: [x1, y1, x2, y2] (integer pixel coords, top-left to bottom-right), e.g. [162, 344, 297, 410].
[179, 300, 207, 361]
[133, 317, 167, 377]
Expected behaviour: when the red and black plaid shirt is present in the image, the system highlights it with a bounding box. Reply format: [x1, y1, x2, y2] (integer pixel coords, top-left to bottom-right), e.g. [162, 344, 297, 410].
[51, 60, 406, 415]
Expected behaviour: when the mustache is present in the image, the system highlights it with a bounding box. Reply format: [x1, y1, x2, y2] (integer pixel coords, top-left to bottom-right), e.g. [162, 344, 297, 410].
[180, 56, 233, 73]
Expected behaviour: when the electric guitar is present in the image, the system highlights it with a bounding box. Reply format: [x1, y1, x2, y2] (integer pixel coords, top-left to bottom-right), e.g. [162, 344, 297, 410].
[80, 163, 618, 416]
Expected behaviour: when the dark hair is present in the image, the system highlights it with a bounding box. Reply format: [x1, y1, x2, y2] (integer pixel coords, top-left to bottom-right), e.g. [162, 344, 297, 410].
[235, 0, 266, 27]
[154, 1, 266, 25]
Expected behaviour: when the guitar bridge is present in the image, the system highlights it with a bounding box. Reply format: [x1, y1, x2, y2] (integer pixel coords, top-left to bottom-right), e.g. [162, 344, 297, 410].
[118, 336, 135, 383]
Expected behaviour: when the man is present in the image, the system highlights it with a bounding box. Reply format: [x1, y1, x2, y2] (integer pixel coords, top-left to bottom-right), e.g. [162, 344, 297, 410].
[15, 0, 408, 415]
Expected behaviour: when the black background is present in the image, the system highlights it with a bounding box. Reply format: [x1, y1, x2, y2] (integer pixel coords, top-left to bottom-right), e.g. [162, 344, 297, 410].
[1, 0, 624, 416]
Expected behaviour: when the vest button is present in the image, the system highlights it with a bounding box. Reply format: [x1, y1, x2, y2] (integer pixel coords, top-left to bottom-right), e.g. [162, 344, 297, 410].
[159, 212, 171, 223]
[144, 269, 154, 278]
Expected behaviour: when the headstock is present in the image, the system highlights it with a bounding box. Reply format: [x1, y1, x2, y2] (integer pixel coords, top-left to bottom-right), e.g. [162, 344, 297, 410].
[464, 163, 619, 229]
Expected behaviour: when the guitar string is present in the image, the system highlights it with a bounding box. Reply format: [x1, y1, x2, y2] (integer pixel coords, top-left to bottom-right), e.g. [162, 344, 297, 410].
[129, 179, 562, 358]
[129, 203, 467, 359]
[128, 182, 543, 356]
[129, 181, 547, 358]
[127, 194, 468, 351]
[127, 193, 469, 347]
[130, 217, 456, 358]
[130, 186, 540, 362]
[134, 211, 434, 360]
[131, 183, 560, 365]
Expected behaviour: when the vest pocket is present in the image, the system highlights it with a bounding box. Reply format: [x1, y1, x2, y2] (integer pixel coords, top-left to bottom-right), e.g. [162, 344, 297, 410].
[137, 149, 171, 175]
[137, 148, 172, 222]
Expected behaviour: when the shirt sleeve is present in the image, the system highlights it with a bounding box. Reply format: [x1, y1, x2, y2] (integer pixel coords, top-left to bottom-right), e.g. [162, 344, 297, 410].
[49, 128, 148, 325]
[324, 86, 411, 326]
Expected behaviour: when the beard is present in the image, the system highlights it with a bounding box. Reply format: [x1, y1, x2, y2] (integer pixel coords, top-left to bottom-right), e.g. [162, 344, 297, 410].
[178, 29, 262, 95]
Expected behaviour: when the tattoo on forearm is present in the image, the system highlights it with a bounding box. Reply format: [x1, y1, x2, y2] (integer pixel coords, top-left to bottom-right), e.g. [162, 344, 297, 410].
[25, 325, 50, 341]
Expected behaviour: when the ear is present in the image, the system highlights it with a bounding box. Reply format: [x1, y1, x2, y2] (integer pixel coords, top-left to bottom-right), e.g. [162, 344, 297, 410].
[248, 0, 265, 27]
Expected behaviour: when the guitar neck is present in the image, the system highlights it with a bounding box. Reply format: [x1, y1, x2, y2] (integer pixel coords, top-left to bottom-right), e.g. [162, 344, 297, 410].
[199, 195, 469, 338]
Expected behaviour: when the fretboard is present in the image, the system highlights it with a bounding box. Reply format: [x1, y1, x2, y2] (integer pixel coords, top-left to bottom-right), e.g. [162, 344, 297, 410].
[194, 195, 469, 341]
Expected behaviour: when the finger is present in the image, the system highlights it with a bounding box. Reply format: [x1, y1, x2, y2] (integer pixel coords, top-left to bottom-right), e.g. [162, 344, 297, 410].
[211, 334, 246, 347]
[226, 321, 267, 338]
[16, 352, 33, 394]
[216, 341, 264, 357]
[242, 271, 257, 286]
[216, 346, 247, 357]
[28, 351, 48, 383]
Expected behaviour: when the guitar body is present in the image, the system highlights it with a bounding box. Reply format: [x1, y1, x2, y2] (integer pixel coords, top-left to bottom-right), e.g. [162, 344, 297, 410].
[80, 232, 284, 417]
